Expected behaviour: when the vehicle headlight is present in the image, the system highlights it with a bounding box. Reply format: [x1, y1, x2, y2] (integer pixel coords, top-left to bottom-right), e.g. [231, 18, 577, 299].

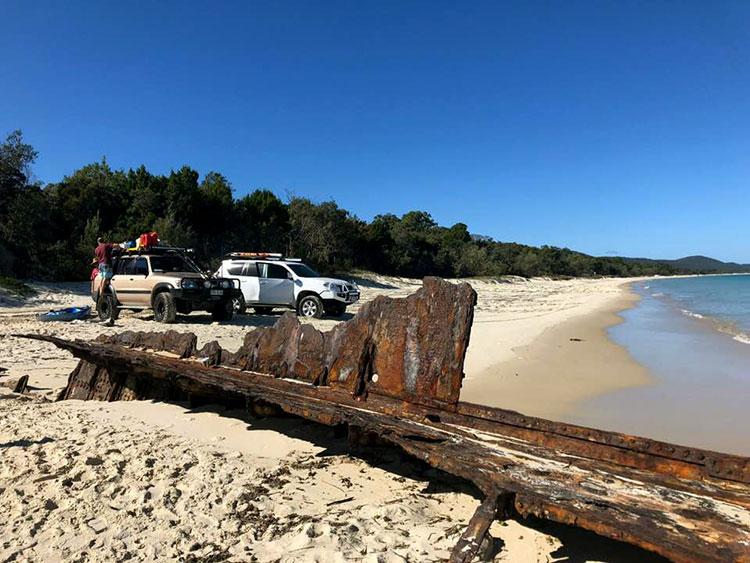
[203, 280, 212, 289]
[327, 283, 342, 292]
[221, 280, 230, 288]
[181, 278, 198, 289]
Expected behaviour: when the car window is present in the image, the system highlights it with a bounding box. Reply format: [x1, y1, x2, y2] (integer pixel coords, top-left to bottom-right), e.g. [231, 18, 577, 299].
[150, 256, 192, 272]
[133, 257, 149, 276]
[287, 263, 319, 278]
[226, 264, 245, 276]
[260, 263, 289, 279]
[114, 258, 130, 276]
[243, 262, 258, 277]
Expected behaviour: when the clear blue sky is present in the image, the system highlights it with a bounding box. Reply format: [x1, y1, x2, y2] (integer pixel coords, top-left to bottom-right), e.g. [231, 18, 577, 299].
[2, 1, 749, 261]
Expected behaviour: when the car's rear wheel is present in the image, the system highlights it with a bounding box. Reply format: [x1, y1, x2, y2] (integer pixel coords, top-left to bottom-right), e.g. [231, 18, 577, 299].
[233, 294, 247, 314]
[153, 292, 177, 323]
[297, 295, 323, 319]
[253, 306, 273, 315]
[97, 293, 120, 322]
[211, 300, 234, 322]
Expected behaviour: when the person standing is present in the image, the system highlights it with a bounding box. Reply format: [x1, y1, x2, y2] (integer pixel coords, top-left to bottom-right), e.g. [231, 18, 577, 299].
[94, 237, 118, 324]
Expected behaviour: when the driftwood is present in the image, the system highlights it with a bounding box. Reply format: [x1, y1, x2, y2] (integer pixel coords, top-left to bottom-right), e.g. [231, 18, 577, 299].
[1, 374, 29, 393]
[12, 374, 29, 394]
[17, 277, 750, 562]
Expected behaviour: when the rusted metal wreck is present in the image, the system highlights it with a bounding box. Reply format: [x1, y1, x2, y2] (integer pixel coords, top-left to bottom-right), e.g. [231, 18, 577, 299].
[18, 277, 750, 562]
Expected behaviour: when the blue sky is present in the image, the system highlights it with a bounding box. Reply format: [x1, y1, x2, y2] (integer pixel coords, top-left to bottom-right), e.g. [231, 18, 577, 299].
[2, 1, 749, 261]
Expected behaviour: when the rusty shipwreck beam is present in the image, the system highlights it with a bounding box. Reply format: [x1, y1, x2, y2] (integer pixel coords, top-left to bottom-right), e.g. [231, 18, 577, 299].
[15, 278, 750, 562]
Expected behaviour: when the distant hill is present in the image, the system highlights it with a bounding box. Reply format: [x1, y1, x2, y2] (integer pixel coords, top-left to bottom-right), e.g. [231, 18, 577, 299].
[621, 255, 750, 274]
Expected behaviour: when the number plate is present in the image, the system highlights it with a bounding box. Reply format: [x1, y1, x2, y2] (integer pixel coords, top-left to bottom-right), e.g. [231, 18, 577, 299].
[210, 289, 223, 296]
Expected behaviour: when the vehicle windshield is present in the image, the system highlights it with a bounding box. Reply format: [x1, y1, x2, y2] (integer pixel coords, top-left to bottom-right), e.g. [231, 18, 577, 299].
[287, 263, 319, 278]
[150, 255, 197, 273]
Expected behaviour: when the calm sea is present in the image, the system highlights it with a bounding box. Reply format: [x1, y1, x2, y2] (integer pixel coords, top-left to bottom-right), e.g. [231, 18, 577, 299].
[647, 274, 750, 343]
[572, 274, 750, 456]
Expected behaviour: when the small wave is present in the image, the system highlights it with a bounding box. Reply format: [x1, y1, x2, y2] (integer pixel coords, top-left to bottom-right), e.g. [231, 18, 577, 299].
[680, 309, 750, 344]
[651, 292, 664, 297]
[643, 285, 650, 289]
[681, 309, 704, 319]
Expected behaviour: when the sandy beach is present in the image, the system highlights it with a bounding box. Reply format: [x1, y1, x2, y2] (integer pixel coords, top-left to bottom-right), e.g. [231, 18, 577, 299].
[462, 277, 652, 420]
[0, 275, 661, 562]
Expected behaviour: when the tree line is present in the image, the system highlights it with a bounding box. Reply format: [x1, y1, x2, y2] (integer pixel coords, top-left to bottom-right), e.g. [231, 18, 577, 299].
[0, 130, 677, 281]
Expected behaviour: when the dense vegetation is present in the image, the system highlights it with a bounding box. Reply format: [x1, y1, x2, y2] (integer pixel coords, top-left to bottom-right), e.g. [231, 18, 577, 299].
[0, 130, 679, 281]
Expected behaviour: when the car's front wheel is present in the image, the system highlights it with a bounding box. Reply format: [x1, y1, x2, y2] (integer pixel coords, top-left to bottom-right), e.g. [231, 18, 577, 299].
[97, 293, 120, 322]
[297, 295, 323, 319]
[153, 292, 177, 323]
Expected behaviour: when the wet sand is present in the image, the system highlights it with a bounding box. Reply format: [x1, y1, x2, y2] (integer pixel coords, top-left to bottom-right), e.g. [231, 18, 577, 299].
[579, 281, 750, 455]
[462, 280, 653, 420]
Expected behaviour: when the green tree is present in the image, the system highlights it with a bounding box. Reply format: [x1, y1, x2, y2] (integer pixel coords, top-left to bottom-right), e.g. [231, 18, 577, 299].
[233, 189, 290, 253]
[288, 197, 359, 271]
[196, 171, 234, 257]
[0, 130, 45, 276]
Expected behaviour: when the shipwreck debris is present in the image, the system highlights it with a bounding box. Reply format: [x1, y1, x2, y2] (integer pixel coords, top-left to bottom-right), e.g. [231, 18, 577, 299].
[16, 277, 750, 562]
[1, 374, 29, 394]
[13, 375, 29, 394]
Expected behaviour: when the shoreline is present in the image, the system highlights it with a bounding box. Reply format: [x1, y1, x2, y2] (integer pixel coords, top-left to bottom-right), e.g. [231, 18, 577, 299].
[461, 279, 654, 421]
[586, 278, 750, 455]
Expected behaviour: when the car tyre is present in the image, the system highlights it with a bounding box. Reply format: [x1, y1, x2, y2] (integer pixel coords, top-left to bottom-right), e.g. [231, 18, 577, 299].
[153, 292, 177, 323]
[211, 300, 234, 322]
[297, 295, 324, 319]
[97, 293, 120, 322]
[253, 306, 273, 315]
[233, 294, 247, 314]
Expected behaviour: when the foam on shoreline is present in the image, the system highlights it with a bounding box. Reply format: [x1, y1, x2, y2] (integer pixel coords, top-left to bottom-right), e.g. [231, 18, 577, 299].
[583, 280, 750, 455]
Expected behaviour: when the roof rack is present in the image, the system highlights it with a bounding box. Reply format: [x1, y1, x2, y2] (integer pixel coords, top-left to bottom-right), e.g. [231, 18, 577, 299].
[224, 252, 302, 262]
[123, 246, 194, 255]
[227, 252, 283, 259]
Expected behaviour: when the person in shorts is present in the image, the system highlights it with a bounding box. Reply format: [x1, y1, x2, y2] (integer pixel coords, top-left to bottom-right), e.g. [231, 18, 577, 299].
[94, 237, 116, 288]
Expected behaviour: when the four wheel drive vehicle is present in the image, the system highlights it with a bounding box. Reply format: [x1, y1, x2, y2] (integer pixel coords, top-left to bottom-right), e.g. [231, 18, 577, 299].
[91, 247, 241, 323]
[215, 253, 360, 318]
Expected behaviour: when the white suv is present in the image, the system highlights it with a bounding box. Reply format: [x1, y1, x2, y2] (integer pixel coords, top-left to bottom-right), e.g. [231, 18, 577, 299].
[215, 253, 360, 318]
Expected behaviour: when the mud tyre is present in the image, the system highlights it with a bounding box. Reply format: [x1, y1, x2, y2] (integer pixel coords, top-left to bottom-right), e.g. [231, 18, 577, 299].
[97, 293, 120, 322]
[153, 292, 177, 323]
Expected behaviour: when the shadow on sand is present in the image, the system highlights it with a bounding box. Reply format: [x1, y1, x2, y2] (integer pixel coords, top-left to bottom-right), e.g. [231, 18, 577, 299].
[178, 401, 668, 562]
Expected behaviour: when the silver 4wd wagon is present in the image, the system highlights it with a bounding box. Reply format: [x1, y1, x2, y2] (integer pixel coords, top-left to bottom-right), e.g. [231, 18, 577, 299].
[92, 247, 241, 323]
[215, 253, 360, 318]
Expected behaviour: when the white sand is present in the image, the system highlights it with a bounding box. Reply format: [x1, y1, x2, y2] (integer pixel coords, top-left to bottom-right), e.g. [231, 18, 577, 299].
[0, 275, 656, 562]
[462, 277, 652, 420]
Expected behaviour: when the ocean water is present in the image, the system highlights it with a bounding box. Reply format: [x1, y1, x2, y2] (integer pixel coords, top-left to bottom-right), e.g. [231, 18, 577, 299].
[647, 274, 750, 344]
[574, 274, 750, 455]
